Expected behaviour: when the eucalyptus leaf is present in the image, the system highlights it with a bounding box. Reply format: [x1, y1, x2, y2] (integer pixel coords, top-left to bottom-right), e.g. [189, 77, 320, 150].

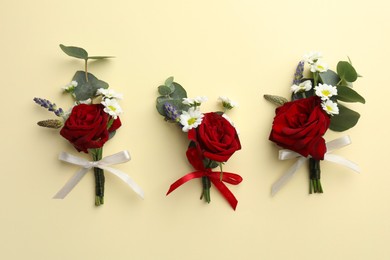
[336, 85, 365, 103]
[156, 97, 189, 116]
[60, 44, 88, 60]
[165, 77, 174, 87]
[337, 61, 358, 82]
[72, 71, 109, 101]
[319, 70, 340, 86]
[170, 82, 187, 100]
[329, 103, 360, 131]
[263, 94, 288, 106]
[158, 85, 174, 96]
[88, 56, 115, 60]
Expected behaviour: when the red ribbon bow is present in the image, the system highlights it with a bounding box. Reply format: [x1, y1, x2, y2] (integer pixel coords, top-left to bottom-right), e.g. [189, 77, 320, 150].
[166, 169, 243, 210]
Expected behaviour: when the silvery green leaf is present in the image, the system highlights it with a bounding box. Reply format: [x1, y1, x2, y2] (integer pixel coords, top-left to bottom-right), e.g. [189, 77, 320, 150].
[60, 44, 88, 60]
[263, 94, 288, 106]
[72, 71, 109, 101]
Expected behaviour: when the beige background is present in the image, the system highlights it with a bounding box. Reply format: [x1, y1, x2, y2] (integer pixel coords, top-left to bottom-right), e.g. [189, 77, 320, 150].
[1, 0, 389, 259]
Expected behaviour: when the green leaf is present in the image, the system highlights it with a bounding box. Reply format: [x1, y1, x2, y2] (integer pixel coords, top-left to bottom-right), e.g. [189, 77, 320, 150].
[165, 77, 174, 87]
[60, 44, 88, 60]
[170, 82, 187, 100]
[263, 94, 288, 106]
[88, 56, 115, 60]
[158, 85, 173, 96]
[329, 103, 361, 131]
[337, 61, 358, 82]
[336, 85, 365, 103]
[319, 70, 340, 86]
[72, 71, 109, 101]
[156, 97, 189, 117]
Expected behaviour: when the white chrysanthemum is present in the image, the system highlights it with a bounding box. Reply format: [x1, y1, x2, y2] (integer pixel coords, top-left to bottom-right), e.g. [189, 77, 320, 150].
[77, 98, 92, 105]
[222, 114, 240, 135]
[314, 83, 338, 100]
[303, 51, 323, 64]
[310, 59, 329, 73]
[101, 98, 123, 119]
[218, 96, 238, 109]
[321, 100, 339, 115]
[182, 96, 208, 106]
[290, 80, 312, 94]
[63, 80, 78, 92]
[179, 107, 204, 132]
[97, 88, 123, 99]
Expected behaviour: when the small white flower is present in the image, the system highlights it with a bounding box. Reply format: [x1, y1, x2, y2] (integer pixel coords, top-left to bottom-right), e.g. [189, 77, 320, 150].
[97, 88, 123, 100]
[321, 100, 339, 115]
[179, 107, 204, 132]
[218, 96, 238, 109]
[303, 51, 323, 64]
[310, 59, 329, 73]
[182, 96, 208, 106]
[101, 98, 123, 119]
[63, 80, 78, 92]
[314, 83, 338, 100]
[290, 80, 312, 94]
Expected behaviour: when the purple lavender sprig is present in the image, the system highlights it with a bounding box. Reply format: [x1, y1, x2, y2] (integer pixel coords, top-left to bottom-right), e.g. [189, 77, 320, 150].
[33, 97, 64, 117]
[163, 103, 180, 122]
[292, 60, 305, 85]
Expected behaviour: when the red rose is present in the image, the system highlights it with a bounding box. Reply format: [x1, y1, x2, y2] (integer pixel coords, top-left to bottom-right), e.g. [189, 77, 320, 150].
[60, 104, 121, 153]
[188, 112, 241, 162]
[269, 96, 330, 160]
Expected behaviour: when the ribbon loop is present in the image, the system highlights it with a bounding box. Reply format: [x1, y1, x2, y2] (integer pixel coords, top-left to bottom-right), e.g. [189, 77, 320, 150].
[271, 136, 360, 196]
[53, 150, 144, 200]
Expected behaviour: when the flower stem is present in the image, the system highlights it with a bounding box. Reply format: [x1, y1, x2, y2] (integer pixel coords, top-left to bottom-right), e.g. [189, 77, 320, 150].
[201, 176, 211, 203]
[84, 59, 89, 82]
[92, 148, 105, 205]
[309, 158, 323, 194]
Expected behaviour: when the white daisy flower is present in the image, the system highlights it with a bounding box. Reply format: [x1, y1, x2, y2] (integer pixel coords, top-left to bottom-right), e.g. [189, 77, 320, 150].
[290, 80, 312, 94]
[179, 107, 204, 132]
[77, 98, 92, 105]
[97, 88, 123, 100]
[182, 96, 208, 106]
[63, 80, 78, 92]
[101, 98, 123, 119]
[303, 51, 323, 64]
[321, 100, 339, 115]
[314, 83, 338, 100]
[310, 59, 329, 73]
[218, 96, 239, 109]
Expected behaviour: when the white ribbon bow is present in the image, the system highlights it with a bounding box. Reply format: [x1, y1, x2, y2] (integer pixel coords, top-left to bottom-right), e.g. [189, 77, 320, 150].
[53, 150, 144, 199]
[271, 136, 360, 196]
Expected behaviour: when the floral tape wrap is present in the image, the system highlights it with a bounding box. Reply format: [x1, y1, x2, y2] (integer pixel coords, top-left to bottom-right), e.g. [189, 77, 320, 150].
[271, 136, 360, 195]
[53, 150, 144, 199]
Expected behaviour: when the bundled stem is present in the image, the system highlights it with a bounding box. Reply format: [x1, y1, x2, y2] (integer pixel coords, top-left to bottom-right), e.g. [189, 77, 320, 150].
[91, 148, 105, 206]
[309, 158, 323, 193]
[200, 176, 211, 203]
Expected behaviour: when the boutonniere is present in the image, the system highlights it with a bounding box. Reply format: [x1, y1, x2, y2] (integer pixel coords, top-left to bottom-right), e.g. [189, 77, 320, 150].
[264, 52, 365, 195]
[34, 44, 144, 206]
[156, 77, 242, 210]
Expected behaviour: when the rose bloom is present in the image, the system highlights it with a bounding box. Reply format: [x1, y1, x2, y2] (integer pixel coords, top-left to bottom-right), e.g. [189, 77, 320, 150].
[60, 104, 121, 153]
[269, 96, 330, 160]
[188, 112, 241, 162]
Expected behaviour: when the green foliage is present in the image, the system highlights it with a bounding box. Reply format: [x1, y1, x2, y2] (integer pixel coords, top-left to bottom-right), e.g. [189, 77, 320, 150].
[336, 85, 365, 103]
[263, 94, 288, 106]
[72, 71, 109, 101]
[156, 77, 189, 117]
[319, 70, 340, 86]
[330, 103, 361, 131]
[60, 44, 88, 60]
[337, 61, 358, 82]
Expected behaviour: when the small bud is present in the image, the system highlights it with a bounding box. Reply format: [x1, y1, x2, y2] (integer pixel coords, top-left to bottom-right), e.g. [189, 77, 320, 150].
[37, 119, 63, 129]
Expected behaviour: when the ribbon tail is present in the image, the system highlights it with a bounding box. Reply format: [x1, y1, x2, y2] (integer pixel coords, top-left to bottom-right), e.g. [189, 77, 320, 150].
[210, 178, 238, 210]
[166, 172, 204, 196]
[324, 154, 360, 173]
[100, 166, 144, 199]
[53, 168, 89, 199]
[271, 157, 307, 196]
